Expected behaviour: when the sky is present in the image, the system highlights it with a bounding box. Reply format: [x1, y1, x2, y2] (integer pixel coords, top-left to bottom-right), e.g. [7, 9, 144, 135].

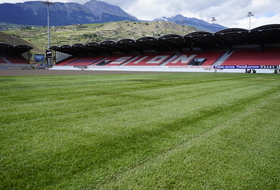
[0, 0, 279, 29]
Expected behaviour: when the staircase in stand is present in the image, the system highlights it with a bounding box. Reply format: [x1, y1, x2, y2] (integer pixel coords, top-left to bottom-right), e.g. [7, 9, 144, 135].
[212, 51, 234, 66]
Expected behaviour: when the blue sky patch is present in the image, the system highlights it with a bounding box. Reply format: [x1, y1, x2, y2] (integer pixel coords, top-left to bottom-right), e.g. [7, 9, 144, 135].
[256, 11, 277, 18]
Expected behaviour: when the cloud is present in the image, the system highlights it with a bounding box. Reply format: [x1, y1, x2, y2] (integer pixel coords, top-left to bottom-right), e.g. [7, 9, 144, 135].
[0, 0, 279, 29]
[127, 0, 280, 29]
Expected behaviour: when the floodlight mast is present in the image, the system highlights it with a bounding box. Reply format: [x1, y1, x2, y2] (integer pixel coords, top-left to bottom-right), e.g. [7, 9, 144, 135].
[42, 1, 54, 48]
[42, 1, 54, 65]
[247, 12, 254, 30]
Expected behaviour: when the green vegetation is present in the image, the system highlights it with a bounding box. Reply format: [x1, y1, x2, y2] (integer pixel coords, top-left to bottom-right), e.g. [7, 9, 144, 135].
[0, 73, 279, 189]
[0, 22, 43, 31]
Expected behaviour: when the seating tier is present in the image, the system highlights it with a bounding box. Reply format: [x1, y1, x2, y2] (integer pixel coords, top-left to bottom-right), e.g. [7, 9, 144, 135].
[222, 49, 280, 66]
[56, 57, 82, 66]
[5, 55, 28, 64]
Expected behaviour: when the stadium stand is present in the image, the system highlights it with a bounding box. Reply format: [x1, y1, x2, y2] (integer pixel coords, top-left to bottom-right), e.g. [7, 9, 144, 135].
[49, 24, 280, 71]
[222, 49, 280, 66]
[0, 43, 32, 69]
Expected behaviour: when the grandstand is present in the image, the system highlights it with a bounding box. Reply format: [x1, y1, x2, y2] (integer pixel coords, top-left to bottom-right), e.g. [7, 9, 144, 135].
[50, 24, 280, 73]
[0, 43, 33, 69]
[1, 24, 279, 72]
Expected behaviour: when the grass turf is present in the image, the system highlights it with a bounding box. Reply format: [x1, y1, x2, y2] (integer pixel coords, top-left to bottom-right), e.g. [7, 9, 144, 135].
[0, 72, 279, 189]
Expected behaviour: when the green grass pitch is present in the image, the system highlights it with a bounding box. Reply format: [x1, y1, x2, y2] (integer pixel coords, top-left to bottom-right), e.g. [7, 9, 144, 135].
[0, 72, 279, 189]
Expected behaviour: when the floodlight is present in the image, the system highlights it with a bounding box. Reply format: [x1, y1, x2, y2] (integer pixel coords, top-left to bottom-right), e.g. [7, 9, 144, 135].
[42, 1, 54, 49]
[42, 1, 54, 65]
[211, 17, 217, 25]
[247, 12, 254, 17]
[247, 12, 254, 30]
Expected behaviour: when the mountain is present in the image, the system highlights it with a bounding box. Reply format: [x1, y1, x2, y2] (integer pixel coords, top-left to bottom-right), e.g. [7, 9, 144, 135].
[154, 14, 227, 32]
[0, 1, 226, 33]
[0, 0, 138, 26]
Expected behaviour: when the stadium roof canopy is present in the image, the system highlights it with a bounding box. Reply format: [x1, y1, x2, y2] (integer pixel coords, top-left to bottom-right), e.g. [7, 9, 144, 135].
[50, 24, 280, 55]
[0, 42, 33, 54]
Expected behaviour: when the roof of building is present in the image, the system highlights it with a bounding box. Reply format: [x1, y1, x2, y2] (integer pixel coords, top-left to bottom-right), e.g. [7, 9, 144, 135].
[0, 42, 33, 54]
[46, 24, 279, 55]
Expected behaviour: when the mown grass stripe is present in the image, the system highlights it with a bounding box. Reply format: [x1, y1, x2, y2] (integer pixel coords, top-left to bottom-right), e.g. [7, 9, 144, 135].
[0, 73, 279, 189]
[94, 84, 280, 189]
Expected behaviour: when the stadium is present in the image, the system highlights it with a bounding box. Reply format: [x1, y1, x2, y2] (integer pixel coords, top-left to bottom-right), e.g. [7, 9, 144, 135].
[1, 24, 280, 73]
[50, 24, 279, 73]
[1, 23, 280, 189]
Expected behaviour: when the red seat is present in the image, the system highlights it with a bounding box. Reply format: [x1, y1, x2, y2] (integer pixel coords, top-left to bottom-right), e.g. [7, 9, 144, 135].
[164, 51, 225, 66]
[99, 55, 137, 66]
[68, 56, 107, 66]
[56, 57, 81, 66]
[223, 49, 280, 66]
[200, 51, 225, 65]
[5, 54, 28, 64]
[165, 52, 198, 66]
[125, 53, 175, 66]
[0, 57, 7, 63]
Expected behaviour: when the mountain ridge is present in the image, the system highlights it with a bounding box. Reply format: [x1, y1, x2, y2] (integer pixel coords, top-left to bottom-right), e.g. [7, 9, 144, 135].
[0, 1, 227, 33]
[0, 0, 138, 26]
[154, 14, 227, 32]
